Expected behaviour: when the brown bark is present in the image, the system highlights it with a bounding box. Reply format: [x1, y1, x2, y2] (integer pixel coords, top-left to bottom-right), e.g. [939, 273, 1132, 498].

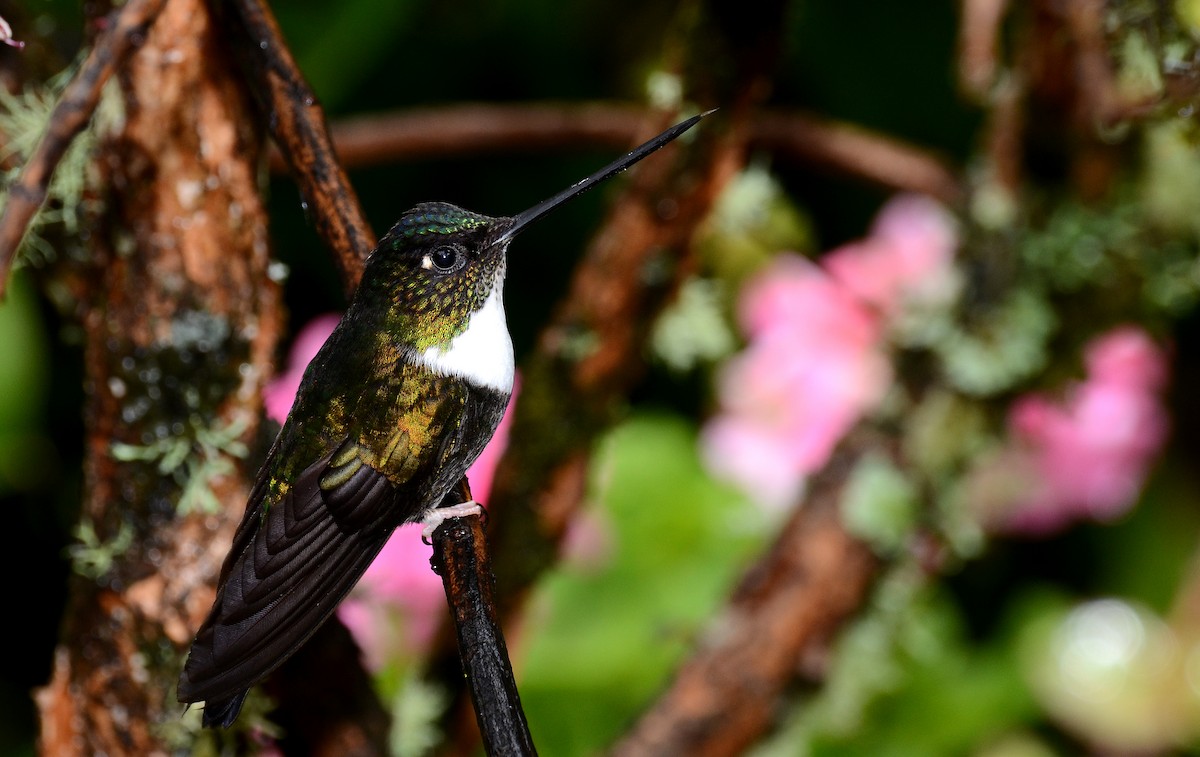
[432, 508, 537, 756]
[34, 0, 281, 752]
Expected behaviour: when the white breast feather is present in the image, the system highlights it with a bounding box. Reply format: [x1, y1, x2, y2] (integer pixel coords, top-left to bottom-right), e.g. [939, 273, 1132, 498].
[417, 286, 514, 393]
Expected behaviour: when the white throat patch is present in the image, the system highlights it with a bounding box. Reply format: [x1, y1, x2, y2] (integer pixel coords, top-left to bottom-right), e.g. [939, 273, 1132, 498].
[416, 286, 514, 393]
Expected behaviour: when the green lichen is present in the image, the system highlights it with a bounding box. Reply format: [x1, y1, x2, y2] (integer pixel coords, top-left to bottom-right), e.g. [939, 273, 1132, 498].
[1020, 202, 1138, 293]
[388, 671, 449, 757]
[650, 277, 736, 371]
[903, 389, 991, 482]
[1141, 121, 1200, 238]
[935, 289, 1057, 397]
[112, 415, 248, 516]
[99, 310, 251, 549]
[1018, 185, 1200, 317]
[555, 324, 601, 363]
[696, 163, 813, 284]
[1115, 29, 1165, 104]
[841, 454, 920, 556]
[68, 519, 134, 579]
[177, 687, 280, 756]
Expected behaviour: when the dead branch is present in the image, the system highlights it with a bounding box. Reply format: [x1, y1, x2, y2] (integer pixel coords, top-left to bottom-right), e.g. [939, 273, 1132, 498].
[432, 506, 537, 757]
[316, 102, 648, 168]
[752, 110, 963, 204]
[958, 0, 1011, 100]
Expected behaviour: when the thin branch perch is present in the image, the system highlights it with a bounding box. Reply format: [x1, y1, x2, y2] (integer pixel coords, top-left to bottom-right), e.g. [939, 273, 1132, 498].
[432, 506, 537, 757]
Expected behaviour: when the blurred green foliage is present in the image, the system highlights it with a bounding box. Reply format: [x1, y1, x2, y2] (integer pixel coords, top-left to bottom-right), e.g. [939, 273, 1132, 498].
[520, 414, 769, 753]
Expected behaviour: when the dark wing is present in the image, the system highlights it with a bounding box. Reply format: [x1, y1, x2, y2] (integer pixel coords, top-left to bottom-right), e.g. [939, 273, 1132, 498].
[177, 438, 402, 719]
[178, 362, 509, 727]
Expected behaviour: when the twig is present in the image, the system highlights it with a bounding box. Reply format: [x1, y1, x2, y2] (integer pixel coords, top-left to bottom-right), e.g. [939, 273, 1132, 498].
[432, 510, 538, 757]
[610, 447, 879, 757]
[1061, 0, 1121, 127]
[752, 110, 963, 204]
[315, 102, 648, 168]
[958, 0, 1011, 100]
[0, 0, 168, 299]
[214, 0, 374, 294]
[287, 103, 963, 204]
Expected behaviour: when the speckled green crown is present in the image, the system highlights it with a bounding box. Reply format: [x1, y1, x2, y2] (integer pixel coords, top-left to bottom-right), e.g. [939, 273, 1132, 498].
[392, 203, 491, 243]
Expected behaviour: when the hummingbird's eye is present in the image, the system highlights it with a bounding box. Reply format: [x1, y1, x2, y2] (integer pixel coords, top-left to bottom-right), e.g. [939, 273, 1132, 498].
[422, 245, 464, 274]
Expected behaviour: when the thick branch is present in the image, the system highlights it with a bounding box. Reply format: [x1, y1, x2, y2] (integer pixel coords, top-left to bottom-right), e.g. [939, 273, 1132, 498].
[0, 0, 167, 298]
[751, 110, 963, 204]
[35, 0, 281, 751]
[958, 0, 1010, 100]
[317, 102, 648, 168]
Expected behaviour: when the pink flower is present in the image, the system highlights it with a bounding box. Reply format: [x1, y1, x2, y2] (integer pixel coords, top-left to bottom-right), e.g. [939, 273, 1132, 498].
[263, 314, 519, 668]
[998, 327, 1169, 534]
[824, 194, 957, 316]
[702, 195, 955, 510]
[1085, 326, 1168, 392]
[702, 258, 892, 510]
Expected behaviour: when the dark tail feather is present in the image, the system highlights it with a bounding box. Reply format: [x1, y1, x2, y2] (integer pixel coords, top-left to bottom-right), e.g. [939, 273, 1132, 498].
[201, 690, 249, 729]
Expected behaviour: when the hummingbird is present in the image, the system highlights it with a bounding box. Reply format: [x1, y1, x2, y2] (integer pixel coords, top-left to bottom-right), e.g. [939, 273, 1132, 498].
[177, 111, 709, 728]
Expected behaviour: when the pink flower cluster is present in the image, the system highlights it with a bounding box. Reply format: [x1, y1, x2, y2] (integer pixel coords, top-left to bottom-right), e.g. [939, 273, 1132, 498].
[999, 327, 1169, 534]
[263, 315, 517, 669]
[702, 195, 957, 509]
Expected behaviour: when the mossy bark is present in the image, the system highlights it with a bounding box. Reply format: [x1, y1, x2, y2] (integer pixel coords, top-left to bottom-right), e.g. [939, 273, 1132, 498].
[35, 0, 280, 752]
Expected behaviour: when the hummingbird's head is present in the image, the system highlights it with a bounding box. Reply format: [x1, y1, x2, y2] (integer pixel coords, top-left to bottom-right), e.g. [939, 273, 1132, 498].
[355, 109, 713, 360]
[362, 202, 516, 353]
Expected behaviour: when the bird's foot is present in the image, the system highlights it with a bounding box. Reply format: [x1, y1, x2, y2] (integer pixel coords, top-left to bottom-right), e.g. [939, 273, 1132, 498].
[421, 500, 483, 541]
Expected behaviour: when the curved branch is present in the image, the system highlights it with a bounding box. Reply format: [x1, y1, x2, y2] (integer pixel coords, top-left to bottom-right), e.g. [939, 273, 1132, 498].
[285, 103, 963, 204]
[0, 0, 168, 299]
[214, 0, 374, 294]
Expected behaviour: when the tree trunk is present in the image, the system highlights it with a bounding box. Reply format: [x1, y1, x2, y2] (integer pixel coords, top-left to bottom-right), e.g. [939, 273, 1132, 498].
[35, 0, 281, 752]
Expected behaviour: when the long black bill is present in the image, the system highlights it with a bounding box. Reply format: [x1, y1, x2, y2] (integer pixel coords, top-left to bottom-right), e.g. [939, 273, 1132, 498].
[497, 108, 715, 244]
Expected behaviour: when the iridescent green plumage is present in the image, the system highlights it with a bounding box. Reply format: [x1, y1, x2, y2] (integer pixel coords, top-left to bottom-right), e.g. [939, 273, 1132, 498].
[178, 203, 514, 726]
